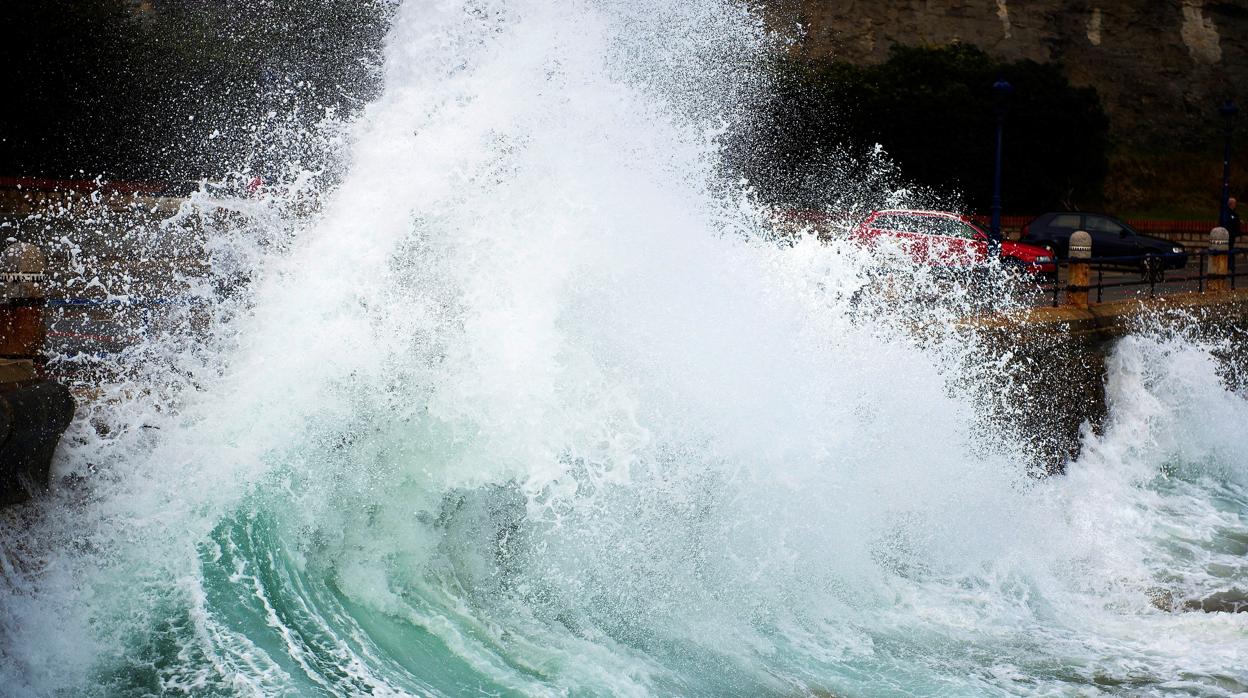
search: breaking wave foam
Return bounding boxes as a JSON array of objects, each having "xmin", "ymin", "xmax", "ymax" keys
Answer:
[{"xmin": 1, "ymin": 1, "xmax": 1246, "ymax": 696}]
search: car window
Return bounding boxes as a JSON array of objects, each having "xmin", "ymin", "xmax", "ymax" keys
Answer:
[
  {"xmin": 1085, "ymin": 216, "xmax": 1125, "ymax": 235},
  {"xmin": 1050, "ymin": 214, "xmax": 1081, "ymax": 229},
  {"xmin": 874, "ymin": 214, "xmax": 975, "ymax": 238},
  {"xmin": 929, "ymin": 218, "xmax": 977, "ymax": 238},
  {"xmin": 872, "ymin": 214, "xmax": 925, "ymax": 232},
  {"xmin": 870, "ymin": 214, "xmax": 907, "ymax": 231}
]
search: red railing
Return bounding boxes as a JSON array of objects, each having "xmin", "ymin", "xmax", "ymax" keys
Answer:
[
  {"xmin": 967, "ymin": 214, "xmax": 1216, "ymax": 241},
  {"xmin": 773, "ymin": 210, "xmax": 1219, "ymax": 245}
]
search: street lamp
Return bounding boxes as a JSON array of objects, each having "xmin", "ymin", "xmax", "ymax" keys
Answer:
[
  {"xmin": 990, "ymin": 78, "xmax": 1014, "ymax": 255},
  {"xmin": 1219, "ymin": 99, "xmax": 1238, "ymax": 228}
]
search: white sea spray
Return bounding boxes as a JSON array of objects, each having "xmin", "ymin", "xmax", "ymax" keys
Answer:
[{"xmin": 0, "ymin": 1, "xmax": 1245, "ymax": 696}]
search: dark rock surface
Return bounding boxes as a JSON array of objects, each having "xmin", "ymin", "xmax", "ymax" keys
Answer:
[
  {"xmin": 0, "ymin": 380, "xmax": 75, "ymax": 506},
  {"xmin": 771, "ymin": 0, "xmax": 1248, "ymax": 149}
]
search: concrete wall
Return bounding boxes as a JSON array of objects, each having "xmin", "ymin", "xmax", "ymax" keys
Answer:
[{"xmin": 968, "ymin": 288, "xmax": 1248, "ymax": 469}]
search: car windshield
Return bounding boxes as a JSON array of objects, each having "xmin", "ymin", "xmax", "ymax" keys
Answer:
[{"xmin": 874, "ymin": 214, "xmax": 977, "ymax": 238}]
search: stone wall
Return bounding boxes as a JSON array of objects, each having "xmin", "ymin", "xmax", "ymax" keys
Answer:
[
  {"xmin": 773, "ymin": 0, "xmax": 1248, "ymax": 150},
  {"xmin": 967, "ymin": 288, "xmax": 1248, "ymax": 468}
]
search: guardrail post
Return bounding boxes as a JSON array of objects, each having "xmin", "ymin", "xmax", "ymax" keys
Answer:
[
  {"xmin": 0, "ymin": 242, "xmax": 48, "ymax": 363},
  {"xmin": 1209, "ymin": 227, "xmax": 1230, "ymax": 293},
  {"xmin": 1066, "ymin": 230, "xmax": 1092, "ymax": 309}
]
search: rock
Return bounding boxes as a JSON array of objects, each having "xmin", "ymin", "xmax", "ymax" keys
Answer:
[
  {"xmin": 1182, "ymin": 588, "xmax": 1248, "ymax": 614},
  {"xmin": 0, "ymin": 380, "xmax": 75, "ymax": 506},
  {"xmin": 768, "ymin": 0, "xmax": 1248, "ymax": 150}
]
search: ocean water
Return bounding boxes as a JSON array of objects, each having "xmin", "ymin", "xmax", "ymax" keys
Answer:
[{"xmin": 2, "ymin": 1, "xmax": 1247, "ymax": 696}]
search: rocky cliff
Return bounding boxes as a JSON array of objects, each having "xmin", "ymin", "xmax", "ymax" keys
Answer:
[{"xmin": 771, "ymin": 0, "xmax": 1248, "ymax": 150}]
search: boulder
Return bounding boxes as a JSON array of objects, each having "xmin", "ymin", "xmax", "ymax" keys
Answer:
[{"xmin": 0, "ymin": 379, "xmax": 75, "ymax": 506}]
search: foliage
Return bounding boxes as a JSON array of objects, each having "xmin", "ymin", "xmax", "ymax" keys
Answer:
[
  {"xmin": 1103, "ymin": 149, "xmax": 1248, "ymax": 220},
  {"xmin": 732, "ymin": 44, "xmax": 1110, "ymax": 215}
]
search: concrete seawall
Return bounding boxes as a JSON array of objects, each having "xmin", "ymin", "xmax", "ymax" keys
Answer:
[
  {"xmin": 977, "ymin": 288, "xmax": 1248, "ymax": 339},
  {"xmin": 968, "ymin": 289, "xmax": 1248, "ymax": 470}
]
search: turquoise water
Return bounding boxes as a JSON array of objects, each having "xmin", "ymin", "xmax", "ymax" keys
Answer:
[{"xmin": 3, "ymin": 1, "xmax": 1248, "ymax": 695}]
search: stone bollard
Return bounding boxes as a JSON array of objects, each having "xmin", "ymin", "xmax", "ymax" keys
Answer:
[
  {"xmin": 1066, "ymin": 230, "xmax": 1092, "ymax": 309},
  {"xmin": 1208, "ymin": 227, "xmax": 1230, "ymax": 293},
  {"xmin": 0, "ymin": 242, "xmax": 48, "ymax": 363}
]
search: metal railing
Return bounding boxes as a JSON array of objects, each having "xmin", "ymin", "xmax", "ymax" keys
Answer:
[
  {"xmin": 46, "ymin": 297, "xmax": 201, "ymax": 308},
  {"xmin": 42, "ymin": 296, "xmax": 208, "ymax": 362},
  {"xmin": 1035, "ymin": 246, "xmax": 1248, "ymax": 307}
]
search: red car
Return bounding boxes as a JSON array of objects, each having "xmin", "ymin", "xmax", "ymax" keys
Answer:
[{"xmin": 852, "ymin": 210, "xmax": 1057, "ymax": 277}]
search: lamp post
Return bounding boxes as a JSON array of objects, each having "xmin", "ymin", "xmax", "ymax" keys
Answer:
[
  {"xmin": 990, "ymin": 78, "xmax": 1014, "ymax": 256},
  {"xmin": 1219, "ymin": 99, "xmax": 1238, "ymax": 228}
]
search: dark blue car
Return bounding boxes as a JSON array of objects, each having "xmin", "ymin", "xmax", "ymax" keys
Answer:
[{"xmin": 1021, "ymin": 212, "xmax": 1188, "ymax": 277}]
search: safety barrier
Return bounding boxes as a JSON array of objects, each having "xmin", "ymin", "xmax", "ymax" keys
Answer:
[{"xmin": 1033, "ymin": 227, "xmax": 1244, "ymax": 307}]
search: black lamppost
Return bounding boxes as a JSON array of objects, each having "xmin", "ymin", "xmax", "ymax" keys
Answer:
[
  {"xmin": 990, "ymin": 78, "xmax": 1014, "ymax": 256},
  {"xmin": 1219, "ymin": 99, "xmax": 1238, "ymax": 228}
]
